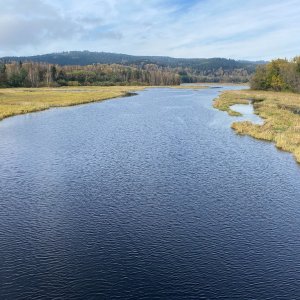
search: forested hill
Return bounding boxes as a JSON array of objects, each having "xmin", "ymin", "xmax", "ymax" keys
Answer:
[
  {"xmin": 1, "ymin": 51, "xmax": 265, "ymax": 83},
  {"xmin": 1, "ymin": 51, "xmax": 260, "ymax": 69}
]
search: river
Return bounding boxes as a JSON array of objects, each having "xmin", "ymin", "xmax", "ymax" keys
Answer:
[{"xmin": 0, "ymin": 86, "xmax": 300, "ymax": 299}]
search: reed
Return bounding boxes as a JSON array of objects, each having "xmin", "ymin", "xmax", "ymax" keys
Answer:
[
  {"xmin": 214, "ymin": 90, "xmax": 300, "ymax": 163},
  {"xmin": 0, "ymin": 86, "xmax": 148, "ymax": 121},
  {"xmin": 0, "ymin": 85, "xmax": 211, "ymax": 122}
]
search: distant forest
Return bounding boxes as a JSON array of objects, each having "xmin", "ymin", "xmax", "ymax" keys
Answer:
[
  {"xmin": 251, "ymin": 56, "xmax": 300, "ymax": 93},
  {"xmin": 0, "ymin": 51, "xmax": 265, "ymax": 87},
  {"xmin": 0, "ymin": 62, "xmax": 181, "ymax": 87}
]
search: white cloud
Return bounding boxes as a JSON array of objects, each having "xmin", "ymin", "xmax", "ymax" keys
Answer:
[{"xmin": 0, "ymin": 0, "xmax": 299, "ymax": 60}]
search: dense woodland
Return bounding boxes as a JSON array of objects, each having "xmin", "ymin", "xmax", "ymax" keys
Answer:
[
  {"xmin": 0, "ymin": 62, "xmax": 181, "ymax": 87},
  {"xmin": 251, "ymin": 56, "xmax": 300, "ymax": 93},
  {"xmin": 0, "ymin": 51, "xmax": 262, "ymax": 87}
]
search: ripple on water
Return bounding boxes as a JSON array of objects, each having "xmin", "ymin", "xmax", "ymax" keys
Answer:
[{"xmin": 0, "ymin": 87, "xmax": 300, "ymax": 299}]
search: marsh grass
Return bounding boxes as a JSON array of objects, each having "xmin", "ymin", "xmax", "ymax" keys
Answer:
[
  {"xmin": 0, "ymin": 86, "xmax": 149, "ymax": 121},
  {"xmin": 214, "ymin": 90, "xmax": 300, "ymax": 163},
  {"xmin": 0, "ymin": 85, "xmax": 210, "ymax": 123}
]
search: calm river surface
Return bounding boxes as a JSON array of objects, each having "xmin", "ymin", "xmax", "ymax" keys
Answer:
[{"xmin": 0, "ymin": 87, "xmax": 300, "ymax": 299}]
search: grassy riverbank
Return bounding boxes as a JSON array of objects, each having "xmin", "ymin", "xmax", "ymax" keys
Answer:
[
  {"xmin": 214, "ymin": 89, "xmax": 300, "ymax": 163},
  {"xmin": 0, "ymin": 85, "xmax": 210, "ymax": 122},
  {"xmin": 0, "ymin": 86, "xmax": 148, "ymax": 121}
]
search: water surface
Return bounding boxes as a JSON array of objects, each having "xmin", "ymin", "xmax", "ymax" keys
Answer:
[
  {"xmin": 230, "ymin": 102, "xmax": 263, "ymax": 124},
  {"xmin": 0, "ymin": 86, "xmax": 300, "ymax": 299}
]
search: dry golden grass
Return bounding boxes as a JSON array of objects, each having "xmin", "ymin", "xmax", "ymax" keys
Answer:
[
  {"xmin": 0, "ymin": 85, "xmax": 210, "ymax": 122},
  {"xmin": 214, "ymin": 89, "xmax": 300, "ymax": 163},
  {"xmin": 213, "ymin": 91, "xmax": 250, "ymax": 116},
  {"xmin": 0, "ymin": 86, "xmax": 148, "ymax": 121}
]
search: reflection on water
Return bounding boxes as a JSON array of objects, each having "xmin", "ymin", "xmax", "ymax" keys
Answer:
[
  {"xmin": 0, "ymin": 87, "xmax": 300, "ymax": 299},
  {"xmin": 230, "ymin": 102, "xmax": 264, "ymax": 125}
]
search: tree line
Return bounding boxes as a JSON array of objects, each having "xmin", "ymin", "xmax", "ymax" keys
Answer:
[
  {"xmin": 177, "ymin": 67, "xmax": 251, "ymax": 83},
  {"xmin": 251, "ymin": 56, "xmax": 300, "ymax": 92},
  {"xmin": 0, "ymin": 61, "xmax": 181, "ymax": 87},
  {"xmin": 1, "ymin": 51, "xmax": 259, "ymax": 85}
]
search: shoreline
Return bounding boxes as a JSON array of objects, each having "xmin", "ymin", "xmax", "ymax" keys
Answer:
[
  {"xmin": 213, "ymin": 89, "xmax": 300, "ymax": 163},
  {"xmin": 0, "ymin": 85, "xmax": 212, "ymax": 123},
  {"xmin": 0, "ymin": 86, "xmax": 148, "ymax": 123}
]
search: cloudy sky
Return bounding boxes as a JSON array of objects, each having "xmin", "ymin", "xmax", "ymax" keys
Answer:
[{"xmin": 0, "ymin": 0, "xmax": 299, "ymax": 60}]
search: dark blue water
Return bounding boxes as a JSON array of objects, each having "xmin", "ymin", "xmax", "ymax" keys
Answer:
[{"xmin": 0, "ymin": 87, "xmax": 300, "ymax": 299}]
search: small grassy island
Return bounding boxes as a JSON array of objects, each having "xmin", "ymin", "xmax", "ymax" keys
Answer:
[{"xmin": 214, "ymin": 56, "xmax": 300, "ymax": 163}]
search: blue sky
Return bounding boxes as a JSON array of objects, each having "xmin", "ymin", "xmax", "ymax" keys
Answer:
[{"xmin": 0, "ymin": 0, "xmax": 299, "ymax": 60}]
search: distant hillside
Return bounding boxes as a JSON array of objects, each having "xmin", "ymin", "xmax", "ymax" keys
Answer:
[
  {"xmin": 0, "ymin": 51, "xmax": 266, "ymax": 83},
  {"xmin": 1, "ymin": 50, "xmax": 263, "ymax": 69}
]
